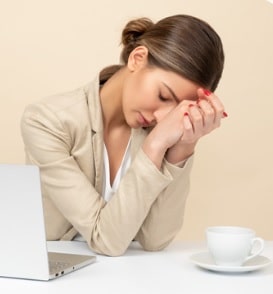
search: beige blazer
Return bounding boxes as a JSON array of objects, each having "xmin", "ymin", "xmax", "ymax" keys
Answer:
[{"xmin": 21, "ymin": 75, "xmax": 194, "ymax": 256}]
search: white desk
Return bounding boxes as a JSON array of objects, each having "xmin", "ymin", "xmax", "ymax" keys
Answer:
[{"xmin": 1, "ymin": 241, "xmax": 273, "ymax": 294}]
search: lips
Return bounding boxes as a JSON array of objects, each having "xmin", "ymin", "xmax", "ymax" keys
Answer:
[{"xmin": 138, "ymin": 113, "xmax": 152, "ymax": 127}]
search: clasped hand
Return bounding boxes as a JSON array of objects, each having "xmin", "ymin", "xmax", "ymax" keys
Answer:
[{"xmin": 150, "ymin": 88, "xmax": 227, "ymax": 164}]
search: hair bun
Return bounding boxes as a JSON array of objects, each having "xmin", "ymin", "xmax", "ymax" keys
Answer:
[{"xmin": 121, "ymin": 17, "xmax": 154, "ymax": 46}]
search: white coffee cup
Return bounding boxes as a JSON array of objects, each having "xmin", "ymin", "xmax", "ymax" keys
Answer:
[{"xmin": 206, "ymin": 226, "xmax": 264, "ymax": 267}]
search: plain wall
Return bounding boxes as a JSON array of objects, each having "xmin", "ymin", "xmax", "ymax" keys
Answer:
[{"xmin": 1, "ymin": 0, "xmax": 273, "ymax": 241}]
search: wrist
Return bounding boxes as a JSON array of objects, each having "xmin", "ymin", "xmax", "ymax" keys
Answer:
[
  {"xmin": 165, "ymin": 142, "xmax": 196, "ymax": 164},
  {"xmin": 142, "ymin": 137, "xmax": 167, "ymax": 170}
]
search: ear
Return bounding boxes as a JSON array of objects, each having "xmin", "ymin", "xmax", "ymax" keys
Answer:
[{"xmin": 127, "ymin": 46, "xmax": 149, "ymax": 71}]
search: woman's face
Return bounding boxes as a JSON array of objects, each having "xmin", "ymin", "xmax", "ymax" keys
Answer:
[{"xmin": 122, "ymin": 62, "xmax": 200, "ymax": 129}]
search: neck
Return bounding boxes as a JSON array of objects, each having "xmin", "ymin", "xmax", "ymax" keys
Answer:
[{"xmin": 99, "ymin": 67, "xmax": 128, "ymax": 130}]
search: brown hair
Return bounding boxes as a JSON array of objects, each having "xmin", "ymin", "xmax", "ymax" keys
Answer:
[{"xmin": 100, "ymin": 15, "xmax": 224, "ymax": 91}]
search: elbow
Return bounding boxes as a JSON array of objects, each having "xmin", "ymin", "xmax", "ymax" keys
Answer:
[
  {"xmin": 87, "ymin": 238, "xmax": 128, "ymax": 257},
  {"xmin": 103, "ymin": 247, "xmax": 127, "ymax": 257},
  {"xmin": 90, "ymin": 246, "xmax": 127, "ymax": 257},
  {"xmin": 137, "ymin": 236, "xmax": 173, "ymax": 252}
]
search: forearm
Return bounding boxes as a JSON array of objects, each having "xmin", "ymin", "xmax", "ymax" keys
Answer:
[
  {"xmin": 135, "ymin": 156, "xmax": 194, "ymax": 251},
  {"xmin": 89, "ymin": 149, "xmax": 173, "ymax": 256}
]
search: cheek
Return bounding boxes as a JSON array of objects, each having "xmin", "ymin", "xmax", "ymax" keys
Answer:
[
  {"xmin": 122, "ymin": 75, "xmax": 136, "ymax": 107},
  {"xmin": 123, "ymin": 72, "xmax": 155, "ymax": 105}
]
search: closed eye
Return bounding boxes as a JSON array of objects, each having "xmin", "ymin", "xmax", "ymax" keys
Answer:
[{"xmin": 159, "ymin": 94, "xmax": 169, "ymax": 102}]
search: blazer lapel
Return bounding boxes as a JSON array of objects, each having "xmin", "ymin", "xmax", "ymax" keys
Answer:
[{"xmin": 86, "ymin": 76, "xmax": 104, "ymax": 194}]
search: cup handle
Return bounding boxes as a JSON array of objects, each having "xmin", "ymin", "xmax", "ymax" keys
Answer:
[{"xmin": 245, "ymin": 237, "xmax": 264, "ymax": 262}]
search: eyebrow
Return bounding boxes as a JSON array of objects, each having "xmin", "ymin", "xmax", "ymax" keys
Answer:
[{"xmin": 162, "ymin": 82, "xmax": 180, "ymax": 104}]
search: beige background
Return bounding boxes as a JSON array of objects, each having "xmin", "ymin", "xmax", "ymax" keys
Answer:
[{"xmin": 1, "ymin": 0, "xmax": 273, "ymax": 241}]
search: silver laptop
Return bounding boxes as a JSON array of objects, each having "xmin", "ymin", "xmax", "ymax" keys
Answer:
[{"xmin": 0, "ymin": 164, "xmax": 96, "ymax": 280}]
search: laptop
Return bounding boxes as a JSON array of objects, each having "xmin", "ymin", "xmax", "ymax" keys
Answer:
[{"xmin": 0, "ymin": 163, "xmax": 96, "ymax": 280}]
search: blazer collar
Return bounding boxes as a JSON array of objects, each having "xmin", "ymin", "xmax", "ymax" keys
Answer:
[{"xmin": 85, "ymin": 74, "xmax": 103, "ymax": 134}]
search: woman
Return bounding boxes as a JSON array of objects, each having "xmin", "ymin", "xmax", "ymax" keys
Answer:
[{"xmin": 21, "ymin": 14, "xmax": 226, "ymax": 256}]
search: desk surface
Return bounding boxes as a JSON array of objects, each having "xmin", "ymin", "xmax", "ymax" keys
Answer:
[{"xmin": 1, "ymin": 240, "xmax": 273, "ymax": 294}]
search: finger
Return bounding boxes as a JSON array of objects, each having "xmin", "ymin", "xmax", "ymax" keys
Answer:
[
  {"xmin": 187, "ymin": 105, "xmax": 204, "ymax": 136},
  {"xmin": 196, "ymin": 99, "xmax": 216, "ymax": 128},
  {"xmin": 183, "ymin": 112, "xmax": 192, "ymax": 130},
  {"xmin": 182, "ymin": 113, "xmax": 194, "ymax": 141},
  {"xmin": 197, "ymin": 88, "xmax": 228, "ymax": 121}
]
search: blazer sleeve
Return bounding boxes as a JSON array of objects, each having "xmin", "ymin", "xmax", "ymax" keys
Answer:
[
  {"xmin": 21, "ymin": 102, "xmax": 179, "ymax": 256},
  {"xmin": 134, "ymin": 156, "xmax": 194, "ymax": 251}
]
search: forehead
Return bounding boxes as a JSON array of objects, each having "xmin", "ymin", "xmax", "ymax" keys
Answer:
[{"xmin": 157, "ymin": 69, "xmax": 200, "ymax": 101}]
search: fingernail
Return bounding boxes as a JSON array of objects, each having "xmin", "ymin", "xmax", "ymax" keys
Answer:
[
  {"xmin": 203, "ymin": 89, "xmax": 211, "ymax": 96},
  {"xmin": 223, "ymin": 111, "xmax": 228, "ymax": 118}
]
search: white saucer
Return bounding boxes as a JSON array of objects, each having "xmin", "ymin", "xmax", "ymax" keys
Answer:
[{"xmin": 190, "ymin": 251, "xmax": 272, "ymax": 273}]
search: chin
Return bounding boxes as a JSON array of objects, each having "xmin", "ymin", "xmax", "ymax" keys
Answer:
[{"xmin": 126, "ymin": 118, "xmax": 139, "ymax": 129}]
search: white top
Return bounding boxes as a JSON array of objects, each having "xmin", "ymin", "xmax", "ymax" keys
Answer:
[{"xmin": 102, "ymin": 138, "xmax": 132, "ymax": 202}]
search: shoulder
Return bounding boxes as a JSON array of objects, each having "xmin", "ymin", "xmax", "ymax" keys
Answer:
[
  {"xmin": 24, "ymin": 83, "xmax": 90, "ymax": 116},
  {"xmin": 22, "ymin": 77, "xmax": 101, "ymax": 131}
]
